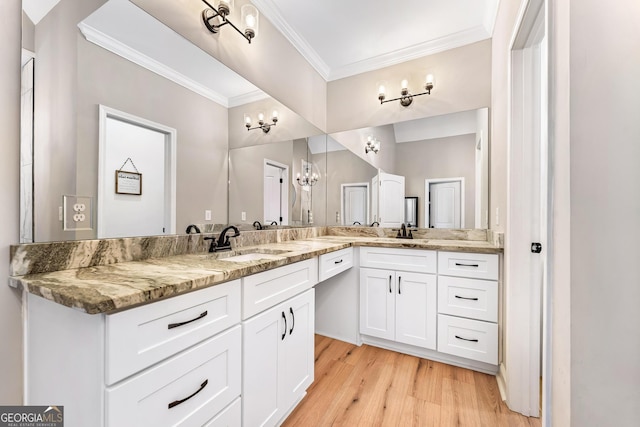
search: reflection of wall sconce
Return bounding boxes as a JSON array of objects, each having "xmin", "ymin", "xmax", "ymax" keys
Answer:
[
  {"xmin": 201, "ymin": 0, "xmax": 259, "ymax": 44},
  {"xmin": 378, "ymin": 74, "xmax": 434, "ymax": 107},
  {"xmin": 245, "ymin": 111, "xmax": 278, "ymax": 133},
  {"xmin": 365, "ymin": 136, "xmax": 380, "ymax": 154}
]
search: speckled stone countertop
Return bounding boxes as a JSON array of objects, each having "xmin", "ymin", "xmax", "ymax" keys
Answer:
[{"xmin": 9, "ymin": 235, "xmax": 502, "ymax": 315}]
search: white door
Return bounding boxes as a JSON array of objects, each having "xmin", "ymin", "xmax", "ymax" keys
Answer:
[
  {"xmin": 359, "ymin": 268, "xmax": 395, "ymax": 340},
  {"xmin": 378, "ymin": 172, "xmax": 405, "ymax": 227},
  {"xmin": 242, "ymin": 305, "xmax": 281, "ymax": 427},
  {"xmin": 102, "ymin": 118, "xmax": 166, "ymax": 238},
  {"xmin": 342, "ymin": 184, "xmax": 368, "ymax": 225},
  {"xmin": 279, "ymin": 290, "xmax": 315, "ymax": 414},
  {"xmin": 264, "ymin": 162, "xmax": 286, "ymax": 225},
  {"xmin": 395, "ymin": 272, "xmax": 437, "ymax": 350},
  {"xmin": 428, "ymin": 180, "xmax": 462, "ymax": 228}
]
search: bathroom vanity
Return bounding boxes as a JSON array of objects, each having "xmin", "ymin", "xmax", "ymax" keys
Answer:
[{"xmin": 10, "ymin": 229, "xmax": 501, "ymax": 427}]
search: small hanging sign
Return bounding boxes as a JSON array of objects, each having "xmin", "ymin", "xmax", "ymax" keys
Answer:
[{"xmin": 115, "ymin": 158, "xmax": 142, "ymax": 195}]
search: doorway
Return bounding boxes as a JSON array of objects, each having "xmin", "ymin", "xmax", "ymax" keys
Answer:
[
  {"xmin": 506, "ymin": 0, "xmax": 549, "ymax": 421},
  {"xmin": 263, "ymin": 160, "xmax": 289, "ymax": 225},
  {"xmin": 97, "ymin": 106, "xmax": 176, "ymax": 238},
  {"xmin": 425, "ymin": 178, "xmax": 465, "ymax": 229},
  {"xmin": 341, "ymin": 183, "xmax": 369, "ymax": 225}
]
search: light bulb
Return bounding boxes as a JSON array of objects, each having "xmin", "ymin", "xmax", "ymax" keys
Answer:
[
  {"xmin": 378, "ymin": 85, "xmax": 385, "ymax": 96},
  {"xmin": 258, "ymin": 113, "xmax": 264, "ymax": 122},
  {"xmin": 272, "ymin": 110, "xmax": 278, "ymax": 121},
  {"xmin": 401, "ymin": 79, "xmax": 408, "ymax": 90}
]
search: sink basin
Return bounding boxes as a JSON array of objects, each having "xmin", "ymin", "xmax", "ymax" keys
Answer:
[{"xmin": 221, "ymin": 253, "xmax": 283, "ymax": 262}]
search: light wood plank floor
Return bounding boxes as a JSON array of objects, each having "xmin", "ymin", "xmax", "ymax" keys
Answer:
[{"xmin": 282, "ymin": 335, "xmax": 541, "ymax": 427}]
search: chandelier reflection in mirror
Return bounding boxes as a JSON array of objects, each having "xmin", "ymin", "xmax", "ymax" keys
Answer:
[
  {"xmin": 201, "ymin": 0, "xmax": 259, "ymax": 44},
  {"xmin": 365, "ymin": 136, "xmax": 380, "ymax": 154},
  {"xmin": 296, "ymin": 161, "xmax": 319, "ymax": 187},
  {"xmin": 245, "ymin": 111, "xmax": 278, "ymax": 133},
  {"xmin": 378, "ymin": 74, "xmax": 434, "ymax": 107}
]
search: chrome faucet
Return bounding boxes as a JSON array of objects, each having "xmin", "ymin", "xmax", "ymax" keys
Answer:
[{"xmin": 216, "ymin": 225, "xmax": 240, "ymax": 251}]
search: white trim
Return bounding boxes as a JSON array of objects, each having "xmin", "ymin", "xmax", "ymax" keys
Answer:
[
  {"xmin": 22, "ymin": 290, "xmax": 29, "ymax": 404},
  {"xmin": 97, "ymin": 105, "xmax": 177, "ymax": 238},
  {"xmin": 263, "ymin": 159, "xmax": 289, "ymax": 226},
  {"xmin": 497, "ymin": 362, "xmax": 508, "ymax": 401},
  {"xmin": 424, "ymin": 177, "xmax": 465, "ymax": 229},
  {"xmin": 79, "ymin": 23, "xmax": 230, "ymax": 107},
  {"xmin": 228, "ymin": 90, "xmax": 271, "ymax": 108},
  {"xmin": 340, "ymin": 182, "xmax": 370, "ymax": 226}
]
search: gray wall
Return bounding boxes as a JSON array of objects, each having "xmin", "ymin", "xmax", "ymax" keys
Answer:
[
  {"xmin": 569, "ymin": 0, "xmax": 640, "ymax": 425},
  {"xmin": 0, "ymin": 0, "xmax": 22, "ymax": 405},
  {"xmin": 32, "ymin": 0, "xmax": 229, "ymax": 241},
  {"xmin": 22, "ymin": 11, "xmax": 35, "ymax": 52},
  {"xmin": 395, "ymin": 134, "xmax": 476, "ymax": 228}
]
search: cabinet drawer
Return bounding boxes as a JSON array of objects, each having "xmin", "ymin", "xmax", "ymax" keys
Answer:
[
  {"xmin": 243, "ymin": 258, "xmax": 318, "ymax": 319},
  {"xmin": 360, "ymin": 247, "xmax": 436, "ymax": 274},
  {"xmin": 106, "ymin": 280, "xmax": 241, "ymax": 385},
  {"xmin": 437, "ymin": 314, "xmax": 498, "ymax": 365},
  {"xmin": 204, "ymin": 397, "xmax": 241, "ymax": 427},
  {"xmin": 438, "ymin": 276, "xmax": 498, "ymax": 322},
  {"xmin": 105, "ymin": 325, "xmax": 241, "ymax": 427},
  {"xmin": 438, "ymin": 251, "xmax": 498, "ymax": 280},
  {"xmin": 319, "ymin": 247, "xmax": 353, "ymax": 281}
]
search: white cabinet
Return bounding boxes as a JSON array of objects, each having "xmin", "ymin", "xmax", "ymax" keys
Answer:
[
  {"xmin": 25, "ymin": 280, "xmax": 242, "ymax": 427},
  {"xmin": 436, "ymin": 251, "xmax": 499, "ymax": 365},
  {"xmin": 360, "ymin": 268, "xmax": 437, "ymax": 350},
  {"xmin": 243, "ymin": 289, "xmax": 315, "ymax": 427},
  {"xmin": 318, "ymin": 247, "xmax": 353, "ymax": 281}
]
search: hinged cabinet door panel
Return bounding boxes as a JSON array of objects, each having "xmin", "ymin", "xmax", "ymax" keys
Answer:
[
  {"xmin": 359, "ymin": 268, "xmax": 395, "ymax": 340},
  {"xmin": 395, "ymin": 272, "xmax": 437, "ymax": 350}
]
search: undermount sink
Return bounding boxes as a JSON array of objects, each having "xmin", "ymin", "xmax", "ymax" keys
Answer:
[{"xmin": 221, "ymin": 253, "xmax": 284, "ymax": 262}]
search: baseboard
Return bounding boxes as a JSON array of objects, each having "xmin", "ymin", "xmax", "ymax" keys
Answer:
[
  {"xmin": 315, "ymin": 330, "xmax": 358, "ymax": 346},
  {"xmin": 497, "ymin": 362, "xmax": 507, "ymax": 401}
]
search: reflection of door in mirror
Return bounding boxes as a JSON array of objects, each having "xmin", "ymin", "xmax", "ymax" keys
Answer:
[
  {"xmin": 425, "ymin": 178, "xmax": 464, "ymax": 228},
  {"xmin": 372, "ymin": 171, "xmax": 405, "ymax": 227},
  {"xmin": 263, "ymin": 160, "xmax": 289, "ymax": 225},
  {"xmin": 341, "ymin": 183, "xmax": 369, "ymax": 225},
  {"xmin": 98, "ymin": 106, "xmax": 177, "ymax": 238},
  {"xmin": 404, "ymin": 197, "xmax": 418, "ymax": 228}
]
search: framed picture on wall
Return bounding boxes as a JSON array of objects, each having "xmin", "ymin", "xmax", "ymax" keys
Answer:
[{"xmin": 115, "ymin": 170, "xmax": 142, "ymax": 195}]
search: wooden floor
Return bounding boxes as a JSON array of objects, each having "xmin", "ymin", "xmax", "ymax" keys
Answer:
[{"xmin": 282, "ymin": 335, "xmax": 541, "ymax": 427}]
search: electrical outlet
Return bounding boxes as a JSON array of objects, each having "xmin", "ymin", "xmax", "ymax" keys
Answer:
[
  {"xmin": 241, "ymin": 212, "xmax": 246, "ymax": 221},
  {"xmin": 205, "ymin": 210, "xmax": 212, "ymax": 221},
  {"xmin": 63, "ymin": 195, "xmax": 93, "ymax": 231}
]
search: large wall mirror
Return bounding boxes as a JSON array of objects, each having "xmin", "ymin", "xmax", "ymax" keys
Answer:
[{"xmin": 20, "ymin": 0, "xmax": 489, "ymax": 243}]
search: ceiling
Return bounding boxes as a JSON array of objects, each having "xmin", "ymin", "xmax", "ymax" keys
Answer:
[{"xmin": 22, "ymin": 0, "xmax": 500, "ymax": 104}]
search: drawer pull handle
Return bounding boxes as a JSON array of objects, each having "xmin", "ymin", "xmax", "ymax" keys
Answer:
[
  {"xmin": 455, "ymin": 295, "xmax": 479, "ymax": 301},
  {"xmin": 334, "ymin": 259, "xmax": 343, "ymax": 264},
  {"xmin": 398, "ymin": 276, "xmax": 402, "ymax": 294},
  {"xmin": 289, "ymin": 307, "xmax": 295, "ymax": 335},
  {"xmin": 455, "ymin": 262, "xmax": 479, "ymax": 268},
  {"xmin": 389, "ymin": 275, "xmax": 392, "ymax": 293},
  {"xmin": 281, "ymin": 311, "xmax": 287, "ymax": 340},
  {"xmin": 168, "ymin": 311, "xmax": 208, "ymax": 330},
  {"xmin": 455, "ymin": 335, "xmax": 479, "ymax": 343},
  {"xmin": 168, "ymin": 379, "xmax": 208, "ymax": 409}
]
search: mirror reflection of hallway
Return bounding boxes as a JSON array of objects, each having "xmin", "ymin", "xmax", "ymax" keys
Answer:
[
  {"xmin": 341, "ymin": 183, "xmax": 369, "ymax": 225},
  {"xmin": 263, "ymin": 160, "xmax": 289, "ymax": 225}
]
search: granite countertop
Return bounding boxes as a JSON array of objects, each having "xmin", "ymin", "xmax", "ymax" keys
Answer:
[{"xmin": 9, "ymin": 236, "xmax": 502, "ymax": 315}]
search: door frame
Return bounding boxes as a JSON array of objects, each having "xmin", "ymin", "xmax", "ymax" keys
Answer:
[
  {"xmin": 340, "ymin": 182, "xmax": 369, "ymax": 225},
  {"xmin": 424, "ymin": 177, "xmax": 465, "ymax": 229},
  {"xmin": 97, "ymin": 105, "xmax": 176, "ymax": 237},
  {"xmin": 263, "ymin": 159, "xmax": 289, "ymax": 225},
  {"xmin": 505, "ymin": 0, "xmax": 550, "ymax": 421}
]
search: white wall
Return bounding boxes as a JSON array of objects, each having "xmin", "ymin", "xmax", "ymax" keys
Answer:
[
  {"xmin": 568, "ymin": 1, "xmax": 640, "ymax": 425},
  {"xmin": 0, "ymin": 0, "xmax": 23, "ymax": 405}
]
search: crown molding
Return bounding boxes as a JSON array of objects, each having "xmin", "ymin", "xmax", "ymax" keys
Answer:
[
  {"xmin": 252, "ymin": 0, "xmax": 331, "ymax": 80},
  {"xmin": 228, "ymin": 89, "xmax": 270, "ymax": 108},
  {"xmin": 78, "ymin": 22, "xmax": 230, "ymax": 107},
  {"xmin": 327, "ymin": 26, "xmax": 491, "ymax": 81}
]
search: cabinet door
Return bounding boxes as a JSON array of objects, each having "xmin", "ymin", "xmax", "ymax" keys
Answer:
[
  {"xmin": 242, "ymin": 305, "xmax": 283, "ymax": 427},
  {"xmin": 279, "ymin": 290, "xmax": 315, "ymax": 414},
  {"xmin": 395, "ymin": 272, "xmax": 437, "ymax": 350},
  {"xmin": 360, "ymin": 268, "xmax": 395, "ymax": 340}
]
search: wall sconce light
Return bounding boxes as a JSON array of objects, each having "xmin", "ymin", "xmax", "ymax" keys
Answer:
[
  {"xmin": 365, "ymin": 136, "xmax": 380, "ymax": 154},
  {"xmin": 378, "ymin": 74, "xmax": 434, "ymax": 107},
  {"xmin": 202, "ymin": 0, "xmax": 260, "ymax": 44},
  {"xmin": 245, "ymin": 111, "xmax": 278, "ymax": 133},
  {"xmin": 296, "ymin": 172, "xmax": 319, "ymax": 187}
]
